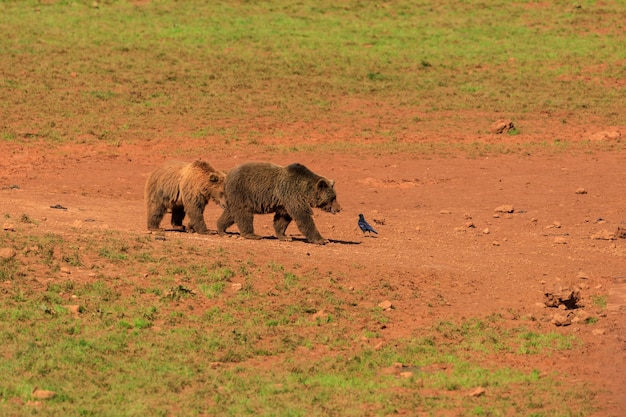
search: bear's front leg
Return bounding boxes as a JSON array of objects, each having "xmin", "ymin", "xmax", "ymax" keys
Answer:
[
  {"xmin": 171, "ymin": 205, "xmax": 186, "ymax": 231},
  {"xmin": 186, "ymin": 204, "xmax": 209, "ymax": 234},
  {"xmin": 235, "ymin": 212, "xmax": 262, "ymax": 240},
  {"xmin": 293, "ymin": 213, "xmax": 328, "ymax": 245},
  {"xmin": 273, "ymin": 211, "xmax": 293, "ymax": 241}
]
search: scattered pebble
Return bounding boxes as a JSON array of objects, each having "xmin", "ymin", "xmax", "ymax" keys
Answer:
[
  {"xmin": 591, "ymin": 230, "xmax": 616, "ymax": 240},
  {"xmin": 0, "ymin": 247, "xmax": 17, "ymax": 260},
  {"xmin": 468, "ymin": 387, "xmax": 486, "ymax": 397},
  {"xmin": 378, "ymin": 300, "xmax": 393, "ymax": 310},
  {"xmin": 575, "ymin": 188, "xmax": 587, "ymax": 194},
  {"xmin": 31, "ymin": 388, "xmax": 56, "ymax": 400},
  {"xmin": 490, "ymin": 119, "xmax": 514, "ymax": 134},
  {"xmin": 494, "ymin": 205, "xmax": 514, "ymax": 213},
  {"xmin": 482, "ymin": 228, "xmax": 490, "ymax": 234},
  {"xmin": 64, "ymin": 305, "xmax": 81, "ymax": 316}
]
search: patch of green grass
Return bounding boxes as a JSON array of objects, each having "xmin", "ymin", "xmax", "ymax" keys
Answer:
[{"xmin": 591, "ymin": 294, "xmax": 608, "ymax": 309}]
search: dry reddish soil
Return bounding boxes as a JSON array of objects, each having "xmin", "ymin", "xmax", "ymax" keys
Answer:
[{"xmin": 1, "ymin": 124, "xmax": 625, "ymax": 415}]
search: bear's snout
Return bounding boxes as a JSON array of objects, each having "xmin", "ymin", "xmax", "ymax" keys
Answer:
[{"xmin": 328, "ymin": 200, "xmax": 341, "ymax": 214}]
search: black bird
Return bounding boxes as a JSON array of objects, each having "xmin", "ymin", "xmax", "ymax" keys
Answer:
[{"xmin": 358, "ymin": 214, "xmax": 378, "ymax": 236}]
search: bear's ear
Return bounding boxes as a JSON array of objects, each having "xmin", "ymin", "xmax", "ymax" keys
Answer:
[
  {"xmin": 209, "ymin": 173, "xmax": 221, "ymax": 183},
  {"xmin": 316, "ymin": 178, "xmax": 330, "ymax": 190}
]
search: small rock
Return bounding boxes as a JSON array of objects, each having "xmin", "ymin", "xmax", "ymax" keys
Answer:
[
  {"xmin": 231, "ymin": 283, "xmax": 243, "ymax": 291},
  {"xmin": 454, "ymin": 227, "xmax": 466, "ymax": 232},
  {"xmin": 571, "ymin": 310, "xmax": 592, "ymax": 324},
  {"xmin": 311, "ymin": 310, "xmax": 329, "ymax": 321},
  {"xmin": 440, "ymin": 210, "xmax": 452, "ymax": 215},
  {"xmin": 494, "ymin": 205, "xmax": 514, "ymax": 213},
  {"xmin": 492, "ymin": 241, "xmax": 500, "ymax": 246},
  {"xmin": 400, "ymin": 371, "xmax": 413, "ymax": 379},
  {"xmin": 591, "ymin": 230, "xmax": 616, "ymax": 240},
  {"xmin": 576, "ymin": 271, "xmax": 589, "ymax": 280},
  {"xmin": 553, "ymin": 237, "xmax": 567, "ymax": 244},
  {"xmin": 545, "ymin": 287, "xmax": 581, "ymax": 309},
  {"xmin": 2, "ymin": 223, "xmax": 15, "ymax": 231},
  {"xmin": 31, "ymin": 388, "xmax": 56, "ymax": 400},
  {"xmin": 575, "ymin": 188, "xmax": 587, "ymax": 195},
  {"xmin": 589, "ymin": 130, "xmax": 621, "ymax": 142},
  {"xmin": 616, "ymin": 226, "xmax": 626, "ymax": 239},
  {"xmin": 592, "ymin": 328, "xmax": 606, "ymax": 336},
  {"xmin": 378, "ymin": 300, "xmax": 393, "ymax": 310},
  {"xmin": 64, "ymin": 305, "xmax": 81, "ymax": 316},
  {"xmin": 490, "ymin": 119, "xmax": 514, "ymax": 134},
  {"xmin": 60, "ymin": 267, "xmax": 71, "ymax": 274},
  {"xmin": 468, "ymin": 387, "xmax": 486, "ymax": 397},
  {"xmin": 0, "ymin": 247, "xmax": 17, "ymax": 260},
  {"xmin": 482, "ymin": 228, "xmax": 490, "ymax": 234},
  {"xmin": 551, "ymin": 312, "xmax": 574, "ymax": 326},
  {"xmin": 381, "ymin": 363, "xmax": 403, "ymax": 375},
  {"xmin": 465, "ymin": 222, "xmax": 475, "ymax": 228}
]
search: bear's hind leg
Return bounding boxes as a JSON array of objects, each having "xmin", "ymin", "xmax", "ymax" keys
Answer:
[
  {"xmin": 273, "ymin": 211, "xmax": 293, "ymax": 241},
  {"xmin": 147, "ymin": 203, "xmax": 167, "ymax": 231},
  {"xmin": 217, "ymin": 208, "xmax": 235, "ymax": 236}
]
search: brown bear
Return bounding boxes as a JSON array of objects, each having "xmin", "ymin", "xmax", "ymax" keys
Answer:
[
  {"xmin": 145, "ymin": 160, "xmax": 226, "ymax": 234},
  {"xmin": 217, "ymin": 162, "xmax": 341, "ymax": 244}
]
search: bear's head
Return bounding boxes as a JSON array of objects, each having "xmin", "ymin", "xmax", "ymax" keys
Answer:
[
  {"xmin": 314, "ymin": 178, "xmax": 341, "ymax": 214},
  {"xmin": 207, "ymin": 172, "xmax": 227, "ymax": 209},
  {"xmin": 192, "ymin": 160, "xmax": 227, "ymax": 208}
]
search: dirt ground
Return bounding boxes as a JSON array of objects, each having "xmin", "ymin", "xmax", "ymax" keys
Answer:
[{"xmin": 1, "ymin": 120, "xmax": 625, "ymax": 415}]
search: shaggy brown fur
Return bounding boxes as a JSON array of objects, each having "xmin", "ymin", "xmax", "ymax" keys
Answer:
[
  {"xmin": 145, "ymin": 160, "xmax": 226, "ymax": 234},
  {"xmin": 217, "ymin": 162, "xmax": 341, "ymax": 244}
]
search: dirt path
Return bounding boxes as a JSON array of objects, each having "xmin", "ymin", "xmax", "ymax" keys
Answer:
[{"xmin": 1, "ymin": 144, "xmax": 625, "ymax": 415}]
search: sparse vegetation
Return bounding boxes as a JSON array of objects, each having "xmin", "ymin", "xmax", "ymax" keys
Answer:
[{"xmin": 0, "ymin": 229, "xmax": 596, "ymax": 415}]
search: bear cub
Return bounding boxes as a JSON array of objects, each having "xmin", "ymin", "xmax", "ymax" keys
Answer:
[
  {"xmin": 145, "ymin": 160, "xmax": 226, "ymax": 234},
  {"xmin": 217, "ymin": 162, "xmax": 341, "ymax": 245}
]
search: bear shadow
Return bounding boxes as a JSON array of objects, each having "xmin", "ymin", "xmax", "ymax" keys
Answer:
[
  {"xmin": 162, "ymin": 228, "xmax": 219, "ymax": 235},
  {"xmin": 220, "ymin": 232, "xmax": 360, "ymax": 245}
]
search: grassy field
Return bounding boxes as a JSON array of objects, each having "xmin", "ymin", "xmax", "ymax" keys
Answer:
[
  {"xmin": 1, "ymin": 228, "xmax": 594, "ymax": 416},
  {"xmin": 1, "ymin": 0, "xmax": 625, "ymax": 145}
]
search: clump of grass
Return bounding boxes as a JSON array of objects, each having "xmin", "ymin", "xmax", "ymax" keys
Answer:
[{"xmin": 591, "ymin": 295, "xmax": 608, "ymax": 310}]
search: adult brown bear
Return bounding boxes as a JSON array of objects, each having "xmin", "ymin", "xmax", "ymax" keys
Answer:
[
  {"xmin": 217, "ymin": 162, "xmax": 341, "ymax": 244},
  {"xmin": 145, "ymin": 160, "xmax": 226, "ymax": 234}
]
